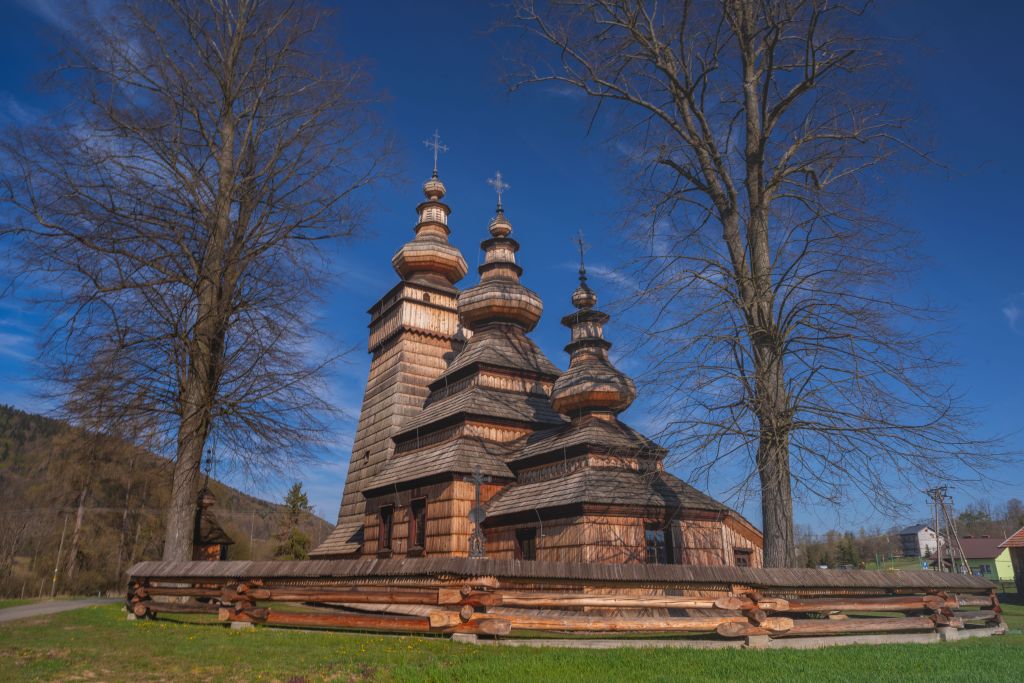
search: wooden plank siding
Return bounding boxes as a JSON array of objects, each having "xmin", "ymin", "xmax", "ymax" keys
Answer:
[
  {"xmin": 484, "ymin": 513, "xmax": 763, "ymax": 567},
  {"xmin": 363, "ymin": 480, "xmax": 505, "ymax": 558}
]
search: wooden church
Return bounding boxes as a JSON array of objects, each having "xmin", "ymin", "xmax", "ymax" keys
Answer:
[{"xmin": 312, "ymin": 157, "xmax": 763, "ymax": 568}]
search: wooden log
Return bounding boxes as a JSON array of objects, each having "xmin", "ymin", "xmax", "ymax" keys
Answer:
[
  {"xmin": 954, "ymin": 610, "xmax": 997, "ymax": 622},
  {"xmin": 458, "ymin": 612, "xmax": 752, "ymax": 633},
  {"xmin": 438, "ymin": 589, "xmax": 502, "ymax": 607},
  {"xmin": 780, "ymin": 617, "xmax": 936, "ymax": 637},
  {"xmin": 459, "ymin": 605, "xmax": 475, "ymax": 622},
  {"xmin": 144, "ymin": 586, "xmax": 221, "ymax": 599},
  {"xmin": 930, "ymin": 613, "xmax": 965, "ymax": 628},
  {"xmin": 783, "ymin": 596, "xmax": 941, "ymax": 613},
  {"xmin": 953, "ymin": 595, "xmax": 995, "ymax": 608},
  {"xmin": 762, "ymin": 598, "xmax": 789, "ymax": 611},
  {"xmin": 495, "ymin": 591, "xmax": 736, "ymax": 611},
  {"xmin": 146, "ymin": 601, "xmax": 221, "ymax": 615},
  {"xmin": 262, "ymin": 588, "xmax": 442, "ymax": 605},
  {"xmin": 132, "ymin": 602, "xmax": 149, "ymax": 618},
  {"xmin": 743, "ymin": 608, "xmax": 768, "ymax": 625},
  {"xmin": 228, "ymin": 609, "xmax": 509, "ymax": 636},
  {"xmin": 717, "ymin": 618, "xmax": 795, "ymax": 638}
]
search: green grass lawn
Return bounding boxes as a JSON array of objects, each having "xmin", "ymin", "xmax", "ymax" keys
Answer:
[
  {"xmin": 0, "ymin": 601, "xmax": 1020, "ymax": 682},
  {"xmin": 0, "ymin": 599, "xmax": 38, "ymax": 610}
]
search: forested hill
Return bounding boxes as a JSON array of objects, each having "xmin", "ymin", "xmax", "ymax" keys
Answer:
[{"xmin": 0, "ymin": 404, "xmax": 333, "ymax": 596}]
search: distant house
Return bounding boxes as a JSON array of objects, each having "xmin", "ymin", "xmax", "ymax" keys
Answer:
[
  {"xmin": 900, "ymin": 524, "xmax": 941, "ymax": 557},
  {"xmin": 959, "ymin": 536, "xmax": 1014, "ymax": 583},
  {"xmin": 999, "ymin": 527, "xmax": 1024, "ymax": 594}
]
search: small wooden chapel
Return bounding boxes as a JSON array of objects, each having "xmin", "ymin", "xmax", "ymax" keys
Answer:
[{"xmin": 312, "ymin": 148, "xmax": 762, "ymax": 568}]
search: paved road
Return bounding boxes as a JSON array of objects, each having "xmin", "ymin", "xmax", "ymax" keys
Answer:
[{"xmin": 0, "ymin": 598, "xmax": 119, "ymax": 623}]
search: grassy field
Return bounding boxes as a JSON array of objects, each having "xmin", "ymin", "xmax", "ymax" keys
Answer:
[
  {"xmin": 0, "ymin": 600, "xmax": 1020, "ymax": 682},
  {"xmin": 0, "ymin": 599, "xmax": 38, "ymax": 610}
]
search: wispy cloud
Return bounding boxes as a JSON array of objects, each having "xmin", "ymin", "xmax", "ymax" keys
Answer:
[
  {"xmin": 560, "ymin": 261, "xmax": 639, "ymax": 295},
  {"xmin": 543, "ymin": 83, "xmax": 587, "ymax": 100},
  {"xmin": 0, "ymin": 332, "xmax": 34, "ymax": 362},
  {"xmin": 13, "ymin": 0, "xmax": 78, "ymax": 31},
  {"xmin": 0, "ymin": 93, "xmax": 42, "ymax": 126},
  {"xmin": 1003, "ymin": 294, "xmax": 1024, "ymax": 334},
  {"xmin": 587, "ymin": 263, "xmax": 640, "ymax": 294}
]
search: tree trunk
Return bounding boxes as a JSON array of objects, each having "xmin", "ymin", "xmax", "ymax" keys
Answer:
[
  {"xmin": 64, "ymin": 483, "xmax": 88, "ymax": 582},
  {"xmin": 115, "ymin": 453, "xmax": 136, "ymax": 579},
  {"xmin": 162, "ymin": 386, "xmax": 213, "ymax": 561},
  {"xmin": 161, "ymin": 108, "xmax": 236, "ymax": 562},
  {"xmin": 753, "ymin": 333, "xmax": 797, "ymax": 567}
]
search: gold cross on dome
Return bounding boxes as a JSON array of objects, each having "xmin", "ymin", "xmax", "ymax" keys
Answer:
[
  {"xmin": 423, "ymin": 129, "xmax": 448, "ymax": 176},
  {"xmin": 487, "ymin": 171, "xmax": 510, "ymax": 209}
]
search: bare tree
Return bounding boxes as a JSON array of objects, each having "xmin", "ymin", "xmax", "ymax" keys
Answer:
[
  {"xmin": 2, "ymin": 0, "xmax": 386, "ymax": 561},
  {"xmin": 511, "ymin": 0, "xmax": 999, "ymax": 566}
]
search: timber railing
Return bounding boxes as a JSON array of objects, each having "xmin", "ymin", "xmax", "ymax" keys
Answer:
[{"xmin": 126, "ymin": 558, "xmax": 1006, "ymax": 647}]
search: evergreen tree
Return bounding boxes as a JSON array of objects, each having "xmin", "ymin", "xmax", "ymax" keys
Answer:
[{"xmin": 274, "ymin": 483, "xmax": 312, "ymax": 560}]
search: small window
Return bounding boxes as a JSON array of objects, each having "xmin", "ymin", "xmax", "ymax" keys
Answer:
[
  {"xmin": 644, "ymin": 523, "xmax": 675, "ymax": 565},
  {"xmin": 409, "ymin": 498, "xmax": 427, "ymax": 551},
  {"xmin": 379, "ymin": 505, "xmax": 394, "ymax": 552},
  {"xmin": 733, "ymin": 548, "xmax": 753, "ymax": 567},
  {"xmin": 423, "ymin": 293, "xmax": 431, "ymax": 303},
  {"xmin": 515, "ymin": 528, "xmax": 537, "ymax": 561},
  {"xmin": 364, "ymin": 450, "xmax": 370, "ymax": 462}
]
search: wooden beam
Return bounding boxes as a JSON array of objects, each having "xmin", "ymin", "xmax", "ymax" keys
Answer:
[
  {"xmin": 495, "ymin": 591, "xmax": 741, "ymax": 611},
  {"xmin": 227, "ymin": 608, "xmax": 510, "ymax": 636},
  {"xmin": 782, "ymin": 617, "xmax": 936, "ymax": 637},
  {"xmin": 953, "ymin": 610, "xmax": 997, "ymax": 622},
  {"xmin": 451, "ymin": 611, "xmax": 757, "ymax": 633},
  {"xmin": 716, "ymin": 618, "xmax": 795, "ymax": 638},
  {"xmin": 783, "ymin": 596, "xmax": 944, "ymax": 613},
  {"xmin": 146, "ymin": 601, "xmax": 221, "ymax": 615}
]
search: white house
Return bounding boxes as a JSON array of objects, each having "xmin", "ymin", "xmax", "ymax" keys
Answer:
[{"xmin": 900, "ymin": 524, "xmax": 942, "ymax": 557}]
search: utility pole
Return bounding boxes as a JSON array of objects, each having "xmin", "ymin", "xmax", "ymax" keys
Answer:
[
  {"xmin": 50, "ymin": 514, "xmax": 69, "ymax": 598},
  {"xmin": 249, "ymin": 509, "xmax": 256, "ymax": 560},
  {"xmin": 926, "ymin": 486, "xmax": 971, "ymax": 575}
]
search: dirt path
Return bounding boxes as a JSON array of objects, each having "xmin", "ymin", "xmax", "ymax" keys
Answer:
[{"xmin": 0, "ymin": 598, "xmax": 119, "ymax": 623}]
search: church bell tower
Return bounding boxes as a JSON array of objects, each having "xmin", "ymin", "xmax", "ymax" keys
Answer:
[{"xmin": 312, "ymin": 136, "xmax": 468, "ymax": 557}]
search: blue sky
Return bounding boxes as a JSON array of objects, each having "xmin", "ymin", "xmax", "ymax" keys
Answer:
[{"xmin": 1, "ymin": 1, "xmax": 1021, "ymax": 533}]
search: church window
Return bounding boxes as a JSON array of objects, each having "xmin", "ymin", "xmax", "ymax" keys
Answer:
[
  {"xmin": 644, "ymin": 524, "xmax": 675, "ymax": 565},
  {"xmin": 515, "ymin": 528, "xmax": 537, "ymax": 561},
  {"xmin": 423, "ymin": 293, "xmax": 431, "ymax": 303},
  {"xmin": 379, "ymin": 505, "xmax": 394, "ymax": 552},
  {"xmin": 733, "ymin": 548, "xmax": 753, "ymax": 567},
  {"xmin": 409, "ymin": 498, "xmax": 427, "ymax": 552}
]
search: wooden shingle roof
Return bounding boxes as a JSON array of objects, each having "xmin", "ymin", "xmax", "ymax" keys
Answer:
[
  {"xmin": 364, "ymin": 437, "xmax": 515, "ymax": 492},
  {"xmin": 430, "ymin": 324, "xmax": 561, "ymax": 387},
  {"xmin": 485, "ymin": 467, "xmax": 727, "ymax": 519},
  {"xmin": 395, "ymin": 386, "xmax": 565, "ymax": 436},
  {"xmin": 194, "ymin": 509, "xmax": 234, "ymax": 546},
  {"xmin": 510, "ymin": 417, "xmax": 666, "ymax": 464},
  {"xmin": 310, "ymin": 521, "xmax": 362, "ymax": 557},
  {"xmin": 128, "ymin": 556, "xmax": 995, "ymax": 591}
]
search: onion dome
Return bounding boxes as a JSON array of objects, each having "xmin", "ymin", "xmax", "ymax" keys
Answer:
[
  {"xmin": 391, "ymin": 172, "xmax": 469, "ymax": 287},
  {"xmin": 550, "ymin": 261, "xmax": 636, "ymax": 418},
  {"xmin": 458, "ymin": 177, "xmax": 543, "ymax": 332}
]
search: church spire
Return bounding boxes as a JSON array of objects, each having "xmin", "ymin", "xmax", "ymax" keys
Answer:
[
  {"xmin": 550, "ymin": 239, "xmax": 636, "ymax": 419},
  {"xmin": 458, "ymin": 172, "xmax": 543, "ymax": 332},
  {"xmin": 391, "ymin": 131, "xmax": 467, "ymax": 287}
]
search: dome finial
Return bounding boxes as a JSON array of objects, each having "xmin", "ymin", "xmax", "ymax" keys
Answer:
[
  {"xmin": 571, "ymin": 229, "xmax": 597, "ymax": 310},
  {"xmin": 423, "ymin": 129, "xmax": 448, "ymax": 178},
  {"xmin": 574, "ymin": 228, "xmax": 589, "ymax": 285},
  {"xmin": 487, "ymin": 170, "xmax": 510, "ymax": 213}
]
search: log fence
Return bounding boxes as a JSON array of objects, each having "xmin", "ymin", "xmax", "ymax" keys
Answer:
[{"xmin": 126, "ymin": 558, "xmax": 1007, "ymax": 648}]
